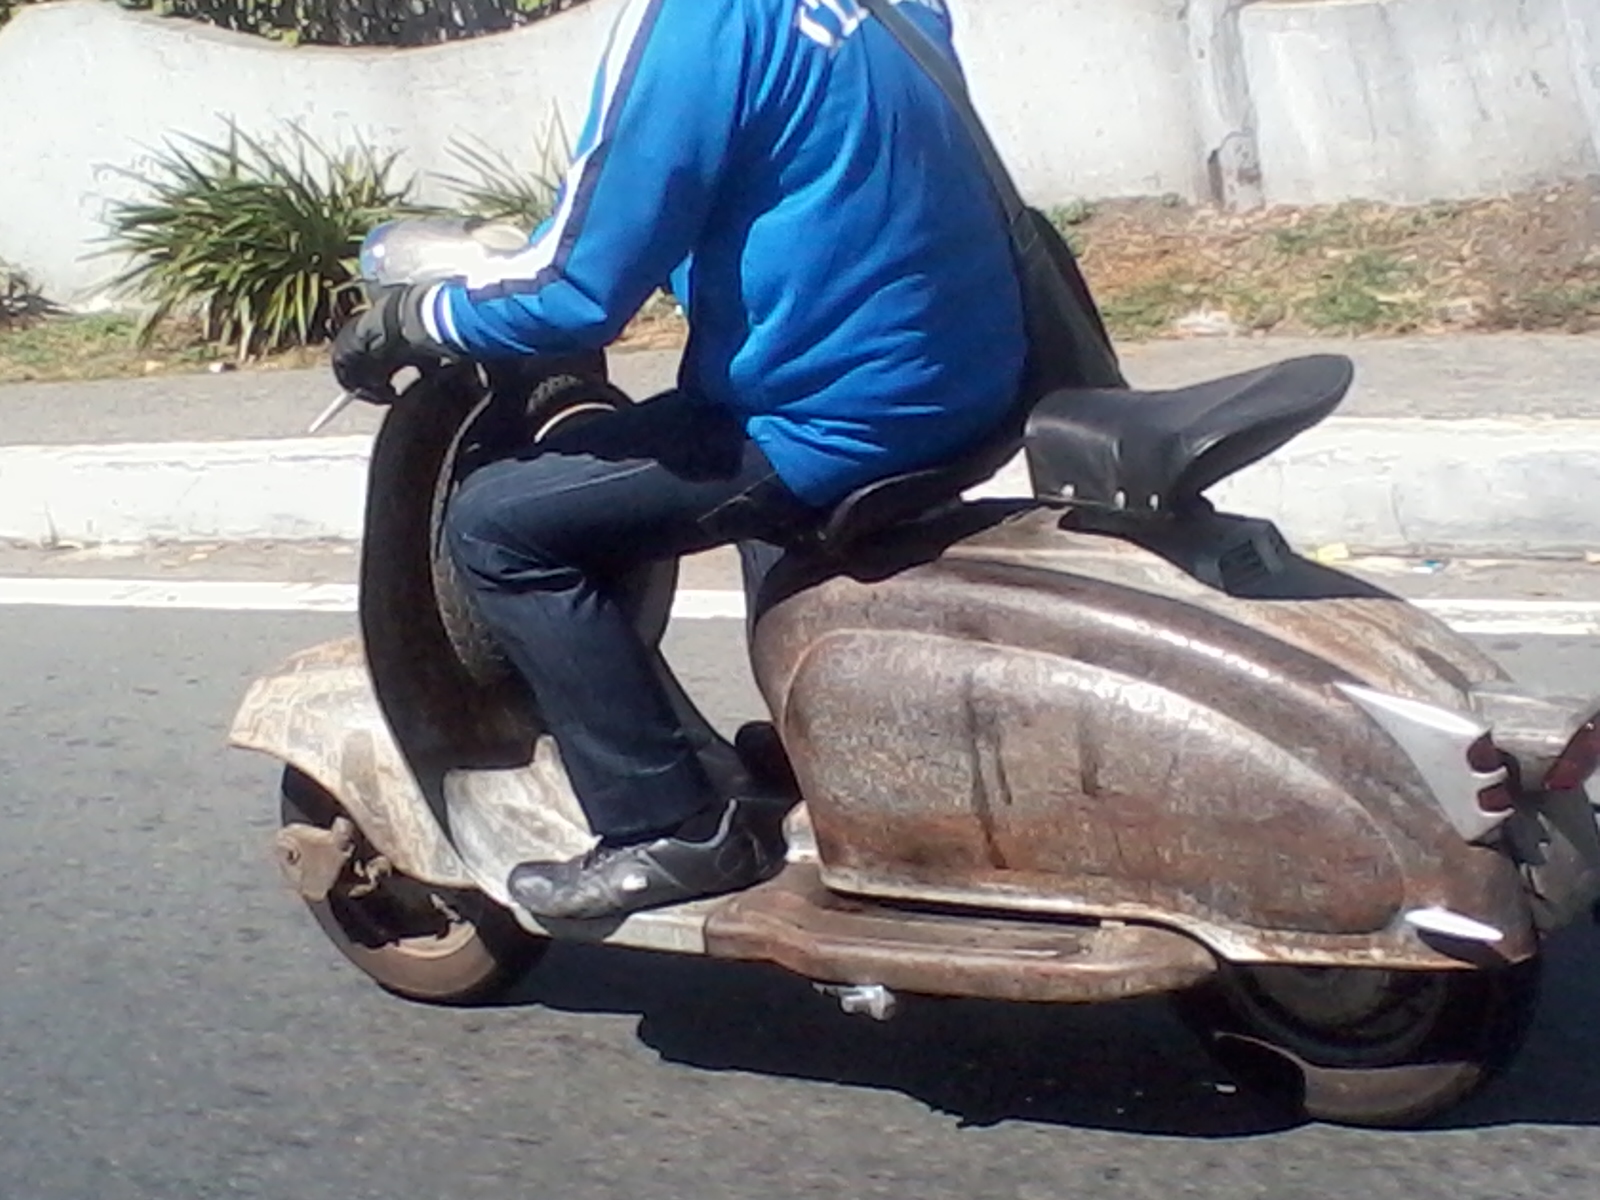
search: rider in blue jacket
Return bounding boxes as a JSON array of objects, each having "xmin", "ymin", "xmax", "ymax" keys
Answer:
[{"xmin": 333, "ymin": 0, "xmax": 1026, "ymax": 921}]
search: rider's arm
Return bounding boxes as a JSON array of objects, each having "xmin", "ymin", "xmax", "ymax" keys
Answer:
[{"xmin": 419, "ymin": 0, "xmax": 747, "ymax": 357}]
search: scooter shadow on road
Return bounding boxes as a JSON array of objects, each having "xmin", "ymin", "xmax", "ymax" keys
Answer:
[
  {"xmin": 475, "ymin": 921, "xmax": 1600, "ymax": 1137},
  {"xmin": 1438, "ymin": 922, "xmax": 1600, "ymax": 1131},
  {"xmin": 502, "ymin": 941, "xmax": 1298, "ymax": 1137}
]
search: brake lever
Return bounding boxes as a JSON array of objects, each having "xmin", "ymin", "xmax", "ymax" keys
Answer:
[
  {"xmin": 310, "ymin": 359, "xmax": 463, "ymax": 434},
  {"xmin": 306, "ymin": 391, "xmax": 360, "ymax": 434}
]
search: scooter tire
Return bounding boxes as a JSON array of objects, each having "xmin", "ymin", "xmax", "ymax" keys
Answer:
[
  {"xmin": 1172, "ymin": 958, "xmax": 1542, "ymax": 1128},
  {"xmin": 280, "ymin": 768, "xmax": 547, "ymax": 1007},
  {"xmin": 359, "ymin": 363, "xmax": 678, "ymax": 764}
]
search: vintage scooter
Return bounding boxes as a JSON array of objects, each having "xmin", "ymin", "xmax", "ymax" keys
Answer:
[{"xmin": 230, "ymin": 217, "xmax": 1600, "ymax": 1128}]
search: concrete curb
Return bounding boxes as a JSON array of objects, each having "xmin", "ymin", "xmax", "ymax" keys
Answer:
[
  {"xmin": 985, "ymin": 416, "xmax": 1600, "ymax": 557},
  {"xmin": 2, "ymin": 418, "xmax": 1598, "ymax": 555},
  {"xmin": 0, "ymin": 436, "xmax": 371, "ymax": 546}
]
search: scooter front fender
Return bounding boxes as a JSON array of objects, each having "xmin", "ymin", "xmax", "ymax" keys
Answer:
[{"xmin": 228, "ymin": 636, "xmax": 476, "ymax": 889}]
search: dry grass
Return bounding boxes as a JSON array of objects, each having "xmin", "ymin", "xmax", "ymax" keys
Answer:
[
  {"xmin": 0, "ymin": 313, "xmax": 320, "ymax": 384},
  {"xmin": 1064, "ymin": 180, "xmax": 1600, "ymax": 338}
]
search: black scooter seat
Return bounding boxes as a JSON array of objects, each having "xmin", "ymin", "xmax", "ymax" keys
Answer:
[{"xmin": 1024, "ymin": 354, "xmax": 1355, "ymax": 513}]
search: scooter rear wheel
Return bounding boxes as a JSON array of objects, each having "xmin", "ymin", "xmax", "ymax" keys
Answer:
[
  {"xmin": 1174, "ymin": 959, "xmax": 1541, "ymax": 1127},
  {"xmin": 279, "ymin": 768, "xmax": 546, "ymax": 1006}
]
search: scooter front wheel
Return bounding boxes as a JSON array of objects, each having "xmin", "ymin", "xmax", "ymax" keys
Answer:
[
  {"xmin": 279, "ymin": 769, "xmax": 546, "ymax": 1006},
  {"xmin": 1173, "ymin": 958, "xmax": 1541, "ymax": 1127}
]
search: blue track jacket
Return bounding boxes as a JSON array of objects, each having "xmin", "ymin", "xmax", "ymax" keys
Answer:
[{"xmin": 422, "ymin": 0, "xmax": 1026, "ymax": 507}]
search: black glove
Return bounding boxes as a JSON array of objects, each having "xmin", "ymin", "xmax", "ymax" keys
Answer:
[{"xmin": 330, "ymin": 284, "xmax": 457, "ymax": 403}]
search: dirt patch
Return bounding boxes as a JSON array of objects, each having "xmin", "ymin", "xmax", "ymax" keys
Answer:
[
  {"xmin": 5, "ymin": 182, "xmax": 1598, "ymax": 383},
  {"xmin": 1061, "ymin": 180, "xmax": 1600, "ymax": 339}
]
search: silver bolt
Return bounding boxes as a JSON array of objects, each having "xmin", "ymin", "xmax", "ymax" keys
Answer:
[{"xmin": 816, "ymin": 983, "xmax": 898, "ymax": 1021}]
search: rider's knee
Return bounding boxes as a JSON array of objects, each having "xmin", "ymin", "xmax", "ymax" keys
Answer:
[
  {"xmin": 443, "ymin": 471, "xmax": 513, "ymax": 579},
  {"xmin": 443, "ymin": 467, "xmax": 575, "ymax": 591}
]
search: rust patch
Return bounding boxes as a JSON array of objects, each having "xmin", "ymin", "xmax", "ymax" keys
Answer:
[
  {"xmin": 962, "ymin": 674, "xmax": 1009, "ymax": 870},
  {"xmin": 780, "ymin": 629, "xmax": 1407, "ymax": 935}
]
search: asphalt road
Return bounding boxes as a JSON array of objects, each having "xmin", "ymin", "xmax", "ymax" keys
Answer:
[{"xmin": 4, "ymin": 608, "xmax": 1600, "ymax": 1200}]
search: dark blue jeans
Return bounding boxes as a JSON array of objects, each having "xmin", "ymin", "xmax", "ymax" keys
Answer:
[{"xmin": 444, "ymin": 390, "xmax": 819, "ymax": 842}]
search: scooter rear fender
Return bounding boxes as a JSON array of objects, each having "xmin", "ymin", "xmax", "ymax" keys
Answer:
[{"xmin": 1470, "ymin": 685, "xmax": 1600, "ymax": 933}]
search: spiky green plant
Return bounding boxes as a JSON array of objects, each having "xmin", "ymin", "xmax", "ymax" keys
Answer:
[
  {"xmin": 434, "ymin": 122, "xmax": 570, "ymax": 233},
  {"xmin": 102, "ymin": 120, "xmax": 425, "ymax": 358},
  {"xmin": 0, "ymin": 262, "xmax": 60, "ymax": 329}
]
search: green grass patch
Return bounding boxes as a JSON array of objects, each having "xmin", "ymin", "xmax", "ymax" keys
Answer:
[
  {"xmin": 1049, "ymin": 188, "xmax": 1598, "ymax": 340},
  {"xmin": 1, "ymin": 314, "xmax": 155, "ymax": 383},
  {"xmin": 1098, "ymin": 276, "xmax": 1193, "ymax": 338},
  {"xmin": 1303, "ymin": 250, "xmax": 1428, "ymax": 334},
  {"xmin": 0, "ymin": 312, "xmax": 319, "ymax": 383},
  {"xmin": 1502, "ymin": 280, "xmax": 1600, "ymax": 329}
]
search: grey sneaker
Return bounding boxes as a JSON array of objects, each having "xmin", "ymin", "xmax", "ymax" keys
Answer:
[{"xmin": 506, "ymin": 798, "xmax": 785, "ymax": 921}]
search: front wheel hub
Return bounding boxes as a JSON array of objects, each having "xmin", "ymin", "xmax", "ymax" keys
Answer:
[{"xmin": 275, "ymin": 817, "xmax": 356, "ymax": 902}]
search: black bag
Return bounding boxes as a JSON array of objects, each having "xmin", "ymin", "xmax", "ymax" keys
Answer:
[{"xmin": 858, "ymin": 0, "xmax": 1128, "ymax": 398}]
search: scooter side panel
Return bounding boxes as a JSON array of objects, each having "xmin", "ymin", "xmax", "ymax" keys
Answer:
[
  {"xmin": 781, "ymin": 628, "xmax": 1406, "ymax": 935},
  {"xmin": 753, "ymin": 507, "xmax": 1533, "ymax": 967},
  {"xmin": 227, "ymin": 637, "xmax": 476, "ymax": 888}
]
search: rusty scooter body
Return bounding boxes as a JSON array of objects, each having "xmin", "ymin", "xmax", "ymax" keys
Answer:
[{"xmin": 231, "ymin": 218, "xmax": 1600, "ymax": 1127}]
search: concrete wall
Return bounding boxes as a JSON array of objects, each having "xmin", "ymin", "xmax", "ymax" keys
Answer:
[
  {"xmin": 955, "ymin": 0, "xmax": 1207, "ymax": 204},
  {"xmin": 0, "ymin": 0, "xmax": 621, "ymax": 304},
  {"xmin": 2, "ymin": 0, "xmax": 1599, "ymax": 302},
  {"xmin": 1563, "ymin": 0, "xmax": 1600, "ymax": 166},
  {"xmin": 1243, "ymin": 0, "xmax": 1600, "ymax": 205}
]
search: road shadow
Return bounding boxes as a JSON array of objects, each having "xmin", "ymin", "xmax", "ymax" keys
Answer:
[
  {"xmin": 507, "ymin": 945, "xmax": 1292, "ymax": 1137},
  {"xmin": 481, "ymin": 920, "xmax": 1600, "ymax": 1138},
  {"xmin": 1428, "ymin": 922, "xmax": 1600, "ymax": 1131}
]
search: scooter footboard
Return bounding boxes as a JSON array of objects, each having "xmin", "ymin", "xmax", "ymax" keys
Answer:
[{"xmin": 704, "ymin": 864, "xmax": 1218, "ymax": 1003}]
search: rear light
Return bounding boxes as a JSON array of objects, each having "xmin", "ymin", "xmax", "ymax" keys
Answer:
[
  {"xmin": 1466, "ymin": 734, "xmax": 1503, "ymax": 772},
  {"xmin": 1544, "ymin": 718, "xmax": 1600, "ymax": 792},
  {"xmin": 1476, "ymin": 783, "xmax": 1516, "ymax": 814},
  {"xmin": 1467, "ymin": 734, "xmax": 1516, "ymax": 812}
]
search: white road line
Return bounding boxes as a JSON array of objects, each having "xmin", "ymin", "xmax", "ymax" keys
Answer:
[
  {"xmin": 0, "ymin": 578, "xmax": 747, "ymax": 619},
  {"xmin": 1411, "ymin": 600, "xmax": 1600, "ymax": 637},
  {"xmin": 673, "ymin": 589, "xmax": 747, "ymax": 621},
  {"xmin": 0, "ymin": 577, "xmax": 360, "ymax": 612},
  {"xmin": 0, "ymin": 577, "xmax": 1596, "ymax": 636}
]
